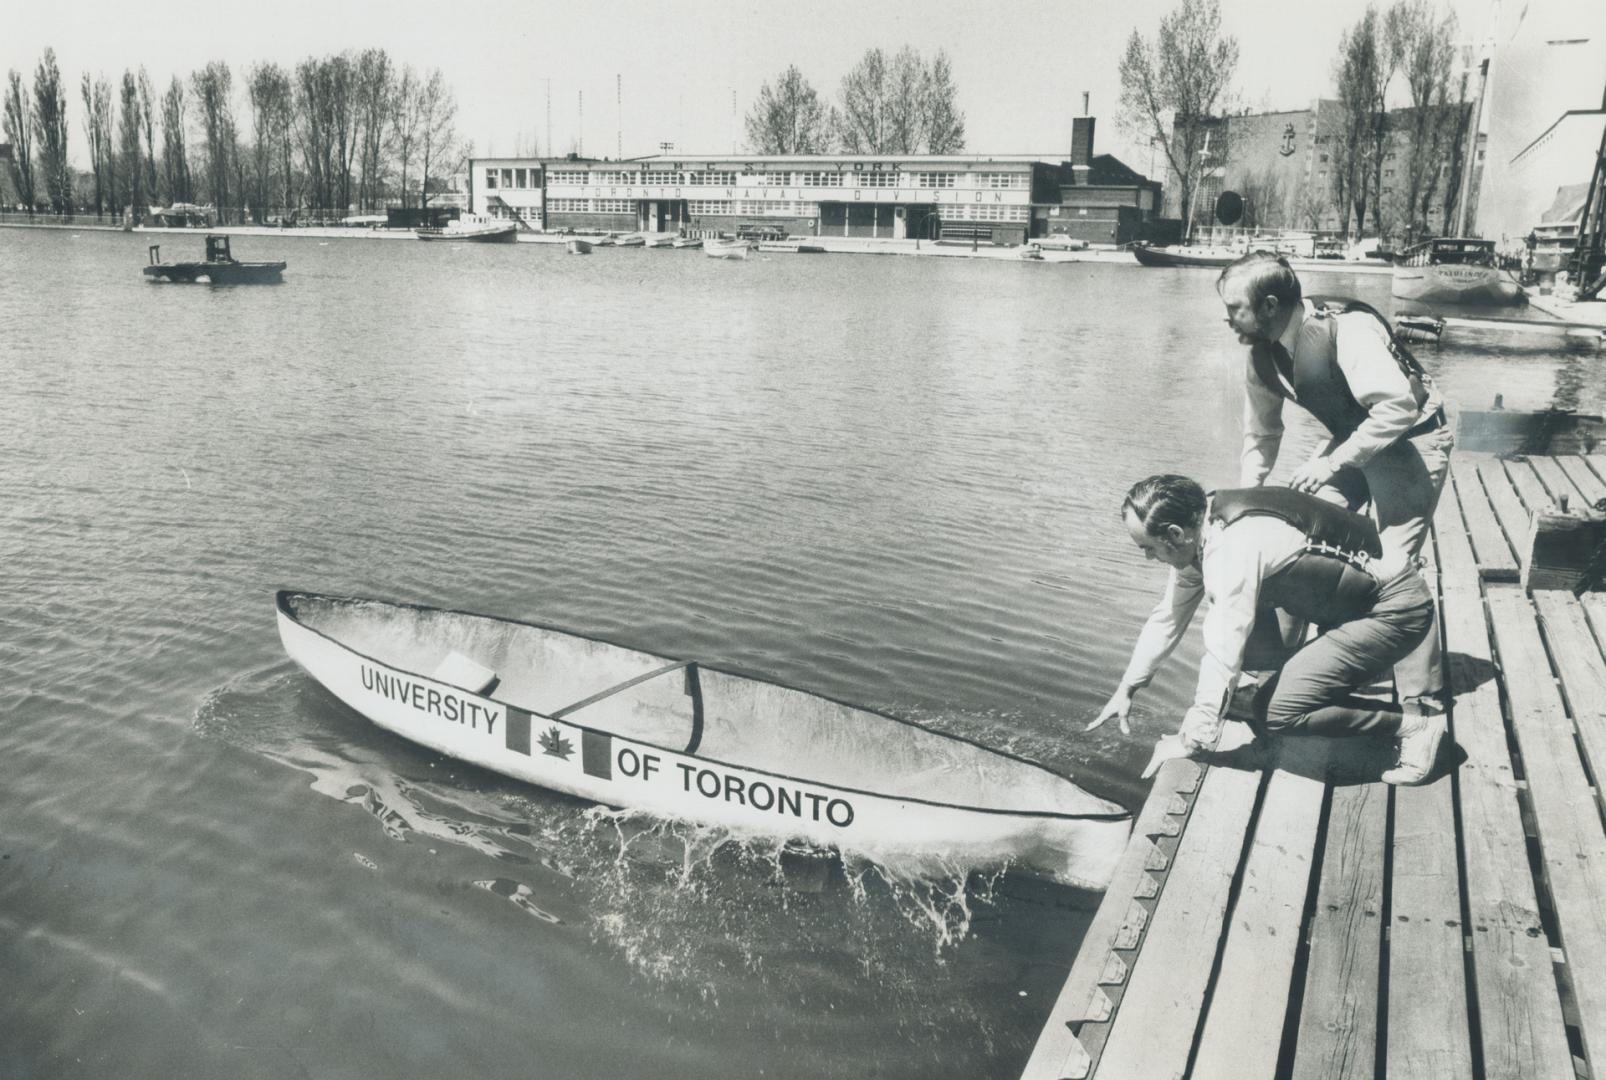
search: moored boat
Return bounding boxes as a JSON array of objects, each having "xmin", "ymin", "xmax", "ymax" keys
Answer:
[
  {"xmin": 1391, "ymin": 238, "xmax": 1525, "ymax": 306},
  {"xmin": 275, "ymin": 590, "xmax": 1131, "ymax": 888},
  {"xmin": 565, "ymin": 238, "xmax": 593, "ymax": 255},
  {"xmin": 642, "ymin": 234, "xmax": 676, "ymax": 248},
  {"xmin": 142, "ymin": 235, "xmax": 286, "ymax": 283},
  {"xmin": 1132, "ymin": 243, "xmax": 1246, "ymax": 268},
  {"xmin": 670, "ymin": 237, "xmax": 703, "ymax": 249},
  {"xmin": 416, "ymin": 216, "xmax": 519, "ymax": 243},
  {"xmin": 704, "ymin": 238, "xmax": 752, "ymax": 260},
  {"xmin": 613, "ymin": 233, "xmax": 647, "ymax": 248}
]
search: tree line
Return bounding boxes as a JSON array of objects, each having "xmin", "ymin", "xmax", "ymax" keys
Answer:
[
  {"xmin": 2, "ymin": 46, "xmax": 464, "ymax": 222},
  {"xmin": 1118, "ymin": 0, "xmax": 1470, "ymax": 243},
  {"xmin": 743, "ymin": 47, "xmax": 966, "ymax": 156}
]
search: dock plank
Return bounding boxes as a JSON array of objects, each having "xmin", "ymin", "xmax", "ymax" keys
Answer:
[
  {"xmin": 1191, "ymin": 757, "xmax": 1326, "ymax": 1079},
  {"xmin": 1093, "ymin": 763, "xmax": 1264, "ymax": 1080},
  {"xmin": 1532, "ymin": 591, "xmax": 1606, "ymax": 825},
  {"xmin": 1486, "ymin": 587, "xmax": 1606, "ymax": 1064},
  {"xmin": 1289, "ymin": 781, "xmax": 1387, "ymax": 1080},
  {"xmin": 1476, "ymin": 459, "xmax": 1533, "ymax": 555},
  {"xmin": 1449, "ymin": 467, "xmax": 1519, "ymax": 580},
  {"xmin": 1435, "ymin": 481, "xmax": 1574, "ymax": 1080},
  {"xmin": 1529, "ymin": 455, "xmax": 1586, "ymax": 508},
  {"xmin": 1019, "ymin": 759, "xmax": 1206, "ymax": 1080},
  {"xmin": 1558, "ymin": 456, "xmax": 1606, "ymax": 506},
  {"xmin": 1505, "ymin": 457, "xmax": 1558, "ymax": 515}
]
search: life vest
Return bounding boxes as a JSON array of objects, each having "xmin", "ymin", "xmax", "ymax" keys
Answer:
[
  {"xmin": 1209, "ymin": 487, "xmax": 1386, "ymax": 626},
  {"xmin": 1250, "ymin": 296, "xmax": 1431, "ymax": 441}
]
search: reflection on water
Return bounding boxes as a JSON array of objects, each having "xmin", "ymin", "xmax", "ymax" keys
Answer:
[{"xmin": 4, "ymin": 226, "xmax": 1603, "ymax": 1079}]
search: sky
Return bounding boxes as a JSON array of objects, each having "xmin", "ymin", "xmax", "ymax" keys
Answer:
[{"xmin": 0, "ymin": 0, "xmax": 1525, "ymax": 173}]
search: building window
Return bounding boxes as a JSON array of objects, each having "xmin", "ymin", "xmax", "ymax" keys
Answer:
[
  {"xmin": 799, "ymin": 172, "xmax": 844, "ymax": 187},
  {"xmin": 738, "ymin": 200, "xmax": 813, "ymax": 216},
  {"xmin": 547, "ymin": 198, "xmax": 589, "ymax": 212},
  {"xmin": 643, "ymin": 169, "xmax": 681, "ymax": 185},
  {"xmin": 687, "ymin": 200, "xmax": 735, "ymax": 214},
  {"xmin": 484, "ymin": 169, "xmax": 499, "ymax": 189},
  {"xmin": 548, "ymin": 171, "xmax": 588, "ymax": 185},
  {"xmin": 978, "ymin": 172, "xmax": 1028, "ymax": 189},
  {"xmin": 857, "ymin": 171, "xmax": 899, "ymax": 187},
  {"xmin": 918, "ymin": 172, "xmax": 956, "ymax": 188},
  {"xmin": 594, "ymin": 199, "xmax": 634, "ymax": 213},
  {"xmin": 747, "ymin": 170, "xmax": 793, "ymax": 185},
  {"xmin": 943, "ymin": 203, "xmax": 1028, "ymax": 222}
]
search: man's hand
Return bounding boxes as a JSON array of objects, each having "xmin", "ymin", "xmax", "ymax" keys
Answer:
[
  {"xmin": 1288, "ymin": 455, "xmax": 1338, "ymax": 494},
  {"xmin": 1087, "ymin": 685, "xmax": 1136, "ymax": 734}
]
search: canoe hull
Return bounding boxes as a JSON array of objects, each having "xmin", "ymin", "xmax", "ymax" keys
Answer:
[{"xmin": 275, "ymin": 591, "xmax": 1129, "ymax": 888}]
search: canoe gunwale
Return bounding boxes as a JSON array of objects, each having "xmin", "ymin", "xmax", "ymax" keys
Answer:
[{"xmin": 274, "ymin": 589, "xmax": 1129, "ymax": 823}]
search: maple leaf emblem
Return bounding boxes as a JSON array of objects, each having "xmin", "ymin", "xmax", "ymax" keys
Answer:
[{"xmin": 539, "ymin": 726, "xmax": 574, "ymax": 760}]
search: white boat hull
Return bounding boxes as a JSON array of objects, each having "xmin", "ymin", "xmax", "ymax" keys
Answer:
[
  {"xmin": 275, "ymin": 592, "xmax": 1129, "ymax": 888},
  {"xmin": 704, "ymin": 240, "xmax": 751, "ymax": 260},
  {"xmin": 1392, "ymin": 259, "xmax": 1525, "ymax": 306}
]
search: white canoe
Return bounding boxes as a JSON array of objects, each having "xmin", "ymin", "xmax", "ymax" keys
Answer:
[{"xmin": 275, "ymin": 591, "xmax": 1130, "ymax": 889}]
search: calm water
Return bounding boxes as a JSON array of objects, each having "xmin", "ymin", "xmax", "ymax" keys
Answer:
[{"xmin": 1, "ymin": 227, "xmax": 1594, "ymax": 1079}]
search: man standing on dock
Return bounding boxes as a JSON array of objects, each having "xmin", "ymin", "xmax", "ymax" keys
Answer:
[
  {"xmin": 1092, "ymin": 474, "xmax": 1446, "ymax": 785},
  {"xmin": 1215, "ymin": 251, "xmax": 1452, "ymax": 715}
]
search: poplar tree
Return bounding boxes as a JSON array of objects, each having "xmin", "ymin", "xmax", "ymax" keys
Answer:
[
  {"xmin": 118, "ymin": 70, "xmax": 143, "ymax": 215},
  {"xmin": 192, "ymin": 61, "xmax": 237, "ymax": 220},
  {"xmin": 161, "ymin": 75, "xmax": 192, "ymax": 204},
  {"xmin": 31, "ymin": 48, "xmax": 73, "ymax": 214},
  {"xmin": 3, "ymin": 69, "xmax": 36, "ymax": 212}
]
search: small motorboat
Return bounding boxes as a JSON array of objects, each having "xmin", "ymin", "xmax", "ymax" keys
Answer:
[
  {"xmin": 704, "ymin": 238, "xmax": 752, "ymax": 260},
  {"xmin": 613, "ymin": 233, "xmax": 647, "ymax": 248},
  {"xmin": 643, "ymin": 234, "xmax": 676, "ymax": 248},
  {"xmin": 275, "ymin": 591, "xmax": 1130, "ymax": 888},
  {"xmin": 756, "ymin": 240, "xmax": 826, "ymax": 254},
  {"xmin": 670, "ymin": 237, "xmax": 703, "ymax": 250},
  {"xmin": 1391, "ymin": 238, "xmax": 1526, "ymax": 306},
  {"xmin": 565, "ymin": 239, "xmax": 593, "ymax": 255},
  {"xmin": 143, "ymin": 235, "xmax": 285, "ymax": 284},
  {"xmin": 416, "ymin": 216, "xmax": 518, "ymax": 243}
]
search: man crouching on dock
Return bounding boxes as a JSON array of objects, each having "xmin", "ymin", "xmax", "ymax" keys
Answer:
[{"xmin": 1088, "ymin": 474, "xmax": 1446, "ymax": 785}]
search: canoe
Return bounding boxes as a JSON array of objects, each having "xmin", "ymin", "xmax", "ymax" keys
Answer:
[{"xmin": 275, "ymin": 590, "xmax": 1131, "ymax": 889}]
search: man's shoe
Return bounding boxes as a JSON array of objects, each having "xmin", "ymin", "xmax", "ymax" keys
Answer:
[{"xmin": 1382, "ymin": 709, "xmax": 1447, "ymax": 785}]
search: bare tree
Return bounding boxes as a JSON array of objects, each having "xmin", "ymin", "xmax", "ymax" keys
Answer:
[
  {"xmin": 1238, "ymin": 168, "xmax": 1286, "ymax": 230},
  {"xmin": 247, "ymin": 62, "xmax": 292, "ymax": 222},
  {"xmin": 192, "ymin": 61, "xmax": 238, "ymax": 221},
  {"xmin": 744, "ymin": 65, "xmax": 831, "ymax": 154},
  {"xmin": 1332, "ymin": 6, "xmax": 1393, "ymax": 239},
  {"xmin": 160, "ymin": 75, "xmax": 192, "ymax": 204},
  {"xmin": 325, "ymin": 52, "xmax": 358, "ymax": 212},
  {"xmin": 137, "ymin": 68, "xmax": 159, "ymax": 204},
  {"xmin": 392, "ymin": 65, "xmax": 421, "ymax": 209},
  {"xmin": 833, "ymin": 47, "xmax": 966, "ymax": 154},
  {"xmin": 32, "ymin": 48, "xmax": 73, "ymax": 213},
  {"xmin": 118, "ymin": 71, "xmax": 143, "ymax": 215},
  {"xmin": 81, "ymin": 73, "xmax": 115, "ymax": 217},
  {"xmin": 923, "ymin": 50, "xmax": 966, "ymax": 154},
  {"xmin": 354, "ymin": 49, "xmax": 393, "ymax": 213},
  {"xmin": 4, "ymin": 69, "xmax": 37, "ymax": 212},
  {"xmin": 295, "ymin": 57, "xmax": 336, "ymax": 213},
  {"xmin": 416, "ymin": 68, "xmax": 461, "ymax": 207},
  {"xmin": 1117, "ymin": 0, "xmax": 1240, "ymax": 237},
  {"xmin": 883, "ymin": 47, "xmax": 925, "ymax": 154},
  {"xmin": 835, "ymin": 48, "xmax": 889, "ymax": 153},
  {"xmin": 1389, "ymin": 0, "xmax": 1460, "ymax": 242}
]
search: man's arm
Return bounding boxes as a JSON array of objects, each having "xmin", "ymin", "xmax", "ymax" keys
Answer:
[
  {"xmin": 1178, "ymin": 521, "xmax": 1276, "ymax": 749},
  {"xmin": 1324, "ymin": 313, "xmax": 1421, "ymax": 471},
  {"xmin": 1089, "ymin": 565, "xmax": 1205, "ymax": 732},
  {"xmin": 1241, "ymin": 363, "xmax": 1285, "ymax": 487}
]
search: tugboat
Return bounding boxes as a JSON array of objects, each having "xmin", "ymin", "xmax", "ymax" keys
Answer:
[{"xmin": 143, "ymin": 235, "xmax": 286, "ymax": 283}]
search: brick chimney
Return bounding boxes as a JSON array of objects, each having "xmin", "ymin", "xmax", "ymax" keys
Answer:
[{"xmin": 1070, "ymin": 116, "xmax": 1095, "ymax": 184}]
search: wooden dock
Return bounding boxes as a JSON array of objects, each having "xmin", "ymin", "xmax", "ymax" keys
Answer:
[{"xmin": 1022, "ymin": 452, "xmax": 1606, "ymax": 1080}]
